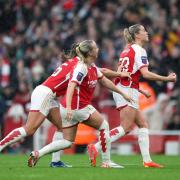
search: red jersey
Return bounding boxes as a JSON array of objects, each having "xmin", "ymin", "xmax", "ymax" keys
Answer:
[
  {"xmin": 42, "ymin": 57, "xmax": 79, "ymax": 97},
  {"xmin": 115, "ymin": 44, "xmax": 149, "ymax": 89},
  {"xmin": 61, "ymin": 62, "xmax": 103, "ymax": 110}
]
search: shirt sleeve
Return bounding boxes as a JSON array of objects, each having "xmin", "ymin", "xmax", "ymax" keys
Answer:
[
  {"xmin": 134, "ymin": 45, "xmax": 149, "ymax": 70},
  {"xmin": 94, "ymin": 65, "xmax": 104, "ymax": 79},
  {"xmin": 70, "ymin": 62, "xmax": 88, "ymax": 85}
]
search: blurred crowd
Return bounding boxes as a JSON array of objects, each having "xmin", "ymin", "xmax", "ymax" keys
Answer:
[{"xmin": 0, "ymin": 0, "xmax": 180, "ymax": 139}]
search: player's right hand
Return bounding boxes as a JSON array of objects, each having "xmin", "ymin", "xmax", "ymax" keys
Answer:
[
  {"xmin": 119, "ymin": 72, "xmax": 131, "ymax": 79},
  {"xmin": 167, "ymin": 73, "xmax": 177, "ymax": 82},
  {"xmin": 66, "ymin": 108, "xmax": 73, "ymax": 121}
]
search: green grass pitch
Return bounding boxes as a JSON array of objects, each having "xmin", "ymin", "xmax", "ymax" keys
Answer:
[{"xmin": 0, "ymin": 154, "xmax": 180, "ymax": 180}]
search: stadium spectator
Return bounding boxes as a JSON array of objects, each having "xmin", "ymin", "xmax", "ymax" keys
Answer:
[
  {"xmin": 167, "ymin": 112, "xmax": 180, "ymax": 130},
  {"xmin": 143, "ymin": 93, "xmax": 174, "ymax": 130}
]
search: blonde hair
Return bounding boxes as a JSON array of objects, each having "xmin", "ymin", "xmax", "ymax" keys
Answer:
[
  {"xmin": 75, "ymin": 40, "xmax": 94, "ymax": 63},
  {"xmin": 123, "ymin": 24, "xmax": 141, "ymax": 43}
]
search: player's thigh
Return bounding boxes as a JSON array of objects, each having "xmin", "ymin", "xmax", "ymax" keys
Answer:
[
  {"xmin": 62, "ymin": 125, "xmax": 78, "ymax": 142},
  {"xmin": 83, "ymin": 110, "xmax": 104, "ymax": 130},
  {"xmin": 120, "ymin": 106, "xmax": 137, "ymax": 132},
  {"xmin": 135, "ymin": 110, "xmax": 148, "ymax": 128},
  {"xmin": 47, "ymin": 107, "xmax": 62, "ymax": 130},
  {"xmin": 24, "ymin": 112, "xmax": 46, "ymax": 135}
]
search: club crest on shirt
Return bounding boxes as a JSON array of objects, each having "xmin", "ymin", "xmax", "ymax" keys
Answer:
[
  {"xmin": 77, "ymin": 72, "xmax": 84, "ymax": 81},
  {"xmin": 141, "ymin": 56, "xmax": 147, "ymax": 64}
]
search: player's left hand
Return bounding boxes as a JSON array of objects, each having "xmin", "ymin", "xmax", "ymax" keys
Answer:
[
  {"xmin": 143, "ymin": 91, "xmax": 151, "ymax": 98},
  {"xmin": 140, "ymin": 90, "xmax": 151, "ymax": 98},
  {"xmin": 66, "ymin": 108, "xmax": 73, "ymax": 121},
  {"xmin": 123, "ymin": 93, "xmax": 134, "ymax": 104}
]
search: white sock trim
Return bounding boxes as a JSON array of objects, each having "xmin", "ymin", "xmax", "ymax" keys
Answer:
[
  {"xmin": 139, "ymin": 128, "xmax": 148, "ymax": 134},
  {"xmin": 18, "ymin": 127, "xmax": 27, "ymax": 137},
  {"xmin": 117, "ymin": 126, "xmax": 125, "ymax": 136},
  {"xmin": 99, "ymin": 120, "xmax": 109, "ymax": 131}
]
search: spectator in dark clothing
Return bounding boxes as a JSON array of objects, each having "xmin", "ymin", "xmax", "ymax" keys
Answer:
[{"xmin": 167, "ymin": 112, "xmax": 180, "ymax": 130}]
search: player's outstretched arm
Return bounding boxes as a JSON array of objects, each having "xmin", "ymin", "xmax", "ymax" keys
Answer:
[
  {"xmin": 99, "ymin": 76, "xmax": 133, "ymax": 103},
  {"xmin": 100, "ymin": 68, "xmax": 131, "ymax": 79},
  {"xmin": 140, "ymin": 66, "xmax": 177, "ymax": 82},
  {"xmin": 66, "ymin": 82, "xmax": 77, "ymax": 121}
]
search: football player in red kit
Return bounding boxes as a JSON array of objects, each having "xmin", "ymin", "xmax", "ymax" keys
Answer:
[
  {"xmin": 0, "ymin": 40, "xmax": 132, "ymax": 167},
  {"xmin": 88, "ymin": 24, "xmax": 177, "ymax": 168},
  {"xmin": 0, "ymin": 55, "xmax": 79, "ymax": 167},
  {"xmin": 28, "ymin": 40, "xmax": 134, "ymax": 168}
]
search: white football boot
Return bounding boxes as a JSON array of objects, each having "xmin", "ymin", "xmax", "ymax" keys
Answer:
[{"xmin": 101, "ymin": 161, "xmax": 124, "ymax": 168}]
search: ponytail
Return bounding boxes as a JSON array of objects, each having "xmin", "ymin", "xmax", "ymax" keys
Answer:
[
  {"xmin": 123, "ymin": 28, "xmax": 134, "ymax": 43},
  {"xmin": 123, "ymin": 24, "xmax": 142, "ymax": 44},
  {"xmin": 61, "ymin": 40, "xmax": 95, "ymax": 63}
]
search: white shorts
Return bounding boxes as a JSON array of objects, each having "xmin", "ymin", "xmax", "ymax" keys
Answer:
[
  {"xmin": 30, "ymin": 85, "xmax": 59, "ymax": 116},
  {"xmin": 60, "ymin": 104, "xmax": 96, "ymax": 128},
  {"xmin": 113, "ymin": 83, "xmax": 139, "ymax": 110}
]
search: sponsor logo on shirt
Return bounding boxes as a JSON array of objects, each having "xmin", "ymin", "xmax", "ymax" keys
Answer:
[
  {"xmin": 77, "ymin": 72, "xmax": 84, "ymax": 81},
  {"xmin": 141, "ymin": 56, "xmax": 147, "ymax": 64}
]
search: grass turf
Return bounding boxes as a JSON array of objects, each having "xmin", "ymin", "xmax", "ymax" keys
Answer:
[{"xmin": 0, "ymin": 154, "xmax": 180, "ymax": 180}]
